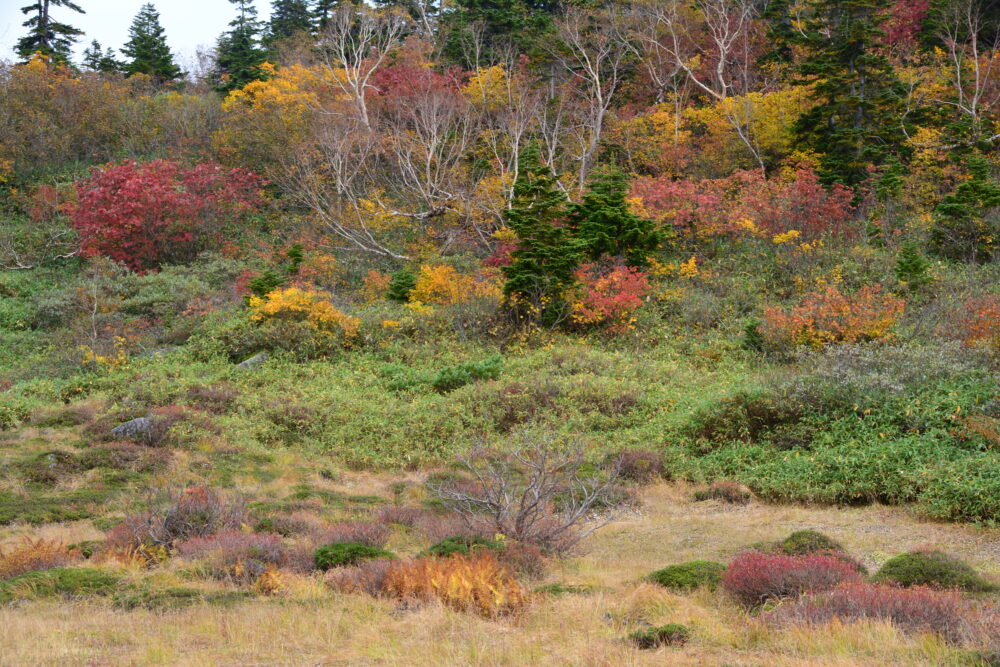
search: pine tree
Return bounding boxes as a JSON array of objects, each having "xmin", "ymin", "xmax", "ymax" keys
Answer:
[
  {"xmin": 929, "ymin": 153, "xmax": 1000, "ymax": 262},
  {"xmin": 15, "ymin": 0, "xmax": 85, "ymax": 62},
  {"xmin": 313, "ymin": 0, "xmax": 338, "ymax": 32},
  {"xmin": 567, "ymin": 167, "xmax": 661, "ymax": 267},
  {"xmin": 894, "ymin": 241, "xmax": 932, "ymax": 292},
  {"xmin": 121, "ymin": 3, "xmax": 182, "ymax": 82},
  {"xmin": 215, "ymin": 0, "xmax": 267, "ymax": 93},
  {"xmin": 502, "ymin": 145, "xmax": 583, "ymax": 324},
  {"xmin": 265, "ymin": 0, "xmax": 314, "ymax": 47},
  {"xmin": 82, "ymin": 39, "xmax": 123, "ymax": 73},
  {"xmin": 790, "ymin": 0, "xmax": 910, "ymax": 188},
  {"xmin": 440, "ymin": 0, "xmax": 555, "ymax": 67}
]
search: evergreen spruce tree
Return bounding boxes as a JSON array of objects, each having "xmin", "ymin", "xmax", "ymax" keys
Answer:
[
  {"xmin": 313, "ymin": 0, "xmax": 338, "ymax": 32},
  {"xmin": 265, "ymin": 0, "xmax": 314, "ymax": 47},
  {"xmin": 567, "ymin": 167, "xmax": 661, "ymax": 267},
  {"xmin": 15, "ymin": 0, "xmax": 85, "ymax": 62},
  {"xmin": 502, "ymin": 145, "xmax": 583, "ymax": 324},
  {"xmin": 894, "ymin": 241, "xmax": 932, "ymax": 292},
  {"xmin": 215, "ymin": 0, "xmax": 268, "ymax": 93},
  {"xmin": 440, "ymin": 0, "xmax": 555, "ymax": 67},
  {"xmin": 121, "ymin": 3, "xmax": 182, "ymax": 82},
  {"xmin": 790, "ymin": 0, "xmax": 910, "ymax": 188},
  {"xmin": 82, "ymin": 39, "xmax": 123, "ymax": 73},
  {"xmin": 929, "ymin": 153, "xmax": 1000, "ymax": 262}
]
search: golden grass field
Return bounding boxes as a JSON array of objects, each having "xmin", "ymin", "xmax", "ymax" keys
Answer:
[{"xmin": 2, "ymin": 482, "xmax": 997, "ymax": 666}]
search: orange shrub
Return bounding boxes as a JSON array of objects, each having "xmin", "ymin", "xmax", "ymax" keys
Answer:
[
  {"xmin": 410, "ymin": 265, "xmax": 501, "ymax": 306},
  {"xmin": 762, "ymin": 285, "xmax": 905, "ymax": 349},
  {"xmin": 360, "ymin": 270, "xmax": 392, "ymax": 303},
  {"xmin": 958, "ymin": 296, "xmax": 1000, "ymax": 355},
  {"xmin": 0, "ymin": 538, "xmax": 72, "ymax": 581},
  {"xmin": 249, "ymin": 287, "xmax": 360, "ymax": 338},
  {"xmin": 383, "ymin": 552, "xmax": 529, "ymax": 617}
]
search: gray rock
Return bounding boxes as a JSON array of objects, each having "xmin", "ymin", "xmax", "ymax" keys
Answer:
[
  {"xmin": 236, "ymin": 352, "xmax": 269, "ymax": 369},
  {"xmin": 110, "ymin": 417, "xmax": 154, "ymax": 441}
]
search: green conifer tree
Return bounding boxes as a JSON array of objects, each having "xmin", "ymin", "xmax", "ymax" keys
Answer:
[
  {"xmin": 567, "ymin": 167, "xmax": 660, "ymax": 267},
  {"xmin": 121, "ymin": 3, "xmax": 182, "ymax": 82},
  {"xmin": 15, "ymin": 0, "xmax": 85, "ymax": 62},
  {"xmin": 82, "ymin": 39, "xmax": 122, "ymax": 73},
  {"xmin": 929, "ymin": 153, "xmax": 1000, "ymax": 262},
  {"xmin": 894, "ymin": 241, "xmax": 932, "ymax": 291},
  {"xmin": 215, "ymin": 0, "xmax": 268, "ymax": 93},
  {"xmin": 265, "ymin": 0, "xmax": 314, "ymax": 47},
  {"xmin": 791, "ymin": 0, "xmax": 910, "ymax": 188},
  {"xmin": 502, "ymin": 145, "xmax": 583, "ymax": 324}
]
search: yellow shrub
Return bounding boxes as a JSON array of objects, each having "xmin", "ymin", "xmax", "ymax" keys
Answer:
[
  {"xmin": 410, "ymin": 265, "xmax": 501, "ymax": 306},
  {"xmin": 383, "ymin": 553, "xmax": 529, "ymax": 617},
  {"xmin": 249, "ymin": 287, "xmax": 359, "ymax": 338}
]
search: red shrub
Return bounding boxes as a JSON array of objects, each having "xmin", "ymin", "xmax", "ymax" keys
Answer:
[
  {"xmin": 569, "ymin": 262, "xmax": 651, "ymax": 331},
  {"xmin": 0, "ymin": 538, "xmax": 73, "ymax": 581},
  {"xmin": 765, "ymin": 581, "xmax": 968, "ymax": 642},
  {"xmin": 315, "ymin": 521, "xmax": 391, "ymax": 548},
  {"xmin": 176, "ymin": 530, "xmax": 285, "ymax": 584},
  {"xmin": 375, "ymin": 506, "xmax": 426, "ymax": 527},
  {"xmin": 958, "ymin": 296, "xmax": 1000, "ymax": 356},
  {"xmin": 69, "ymin": 160, "xmax": 263, "ymax": 272},
  {"xmin": 722, "ymin": 552, "xmax": 862, "ymax": 608}
]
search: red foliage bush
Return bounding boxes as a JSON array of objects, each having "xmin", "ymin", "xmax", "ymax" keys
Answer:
[
  {"xmin": 722, "ymin": 552, "xmax": 862, "ymax": 608},
  {"xmin": 315, "ymin": 521, "xmax": 391, "ymax": 548},
  {"xmin": 569, "ymin": 262, "xmax": 651, "ymax": 331},
  {"xmin": 176, "ymin": 530, "xmax": 285, "ymax": 584},
  {"xmin": 0, "ymin": 538, "xmax": 73, "ymax": 581},
  {"xmin": 958, "ymin": 296, "xmax": 1000, "ymax": 355},
  {"xmin": 69, "ymin": 160, "xmax": 263, "ymax": 272},
  {"xmin": 630, "ymin": 166, "xmax": 854, "ymax": 240},
  {"xmin": 765, "ymin": 581, "xmax": 968, "ymax": 642}
]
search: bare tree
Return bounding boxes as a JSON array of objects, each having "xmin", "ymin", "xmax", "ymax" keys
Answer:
[
  {"xmin": 429, "ymin": 435, "xmax": 625, "ymax": 554},
  {"xmin": 551, "ymin": 6, "xmax": 633, "ymax": 191}
]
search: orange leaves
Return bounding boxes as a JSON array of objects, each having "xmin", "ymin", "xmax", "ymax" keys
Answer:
[
  {"xmin": 249, "ymin": 287, "xmax": 360, "ymax": 339},
  {"xmin": 568, "ymin": 263, "xmax": 651, "ymax": 331},
  {"xmin": 0, "ymin": 538, "xmax": 72, "ymax": 581},
  {"xmin": 409, "ymin": 265, "xmax": 501, "ymax": 306},
  {"xmin": 383, "ymin": 552, "xmax": 529, "ymax": 618},
  {"xmin": 762, "ymin": 285, "xmax": 905, "ymax": 349},
  {"xmin": 958, "ymin": 296, "xmax": 1000, "ymax": 355}
]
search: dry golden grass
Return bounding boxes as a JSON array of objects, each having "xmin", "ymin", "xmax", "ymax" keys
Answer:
[{"xmin": 0, "ymin": 482, "xmax": 996, "ymax": 666}]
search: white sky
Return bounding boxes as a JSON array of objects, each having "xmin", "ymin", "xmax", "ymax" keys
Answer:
[{"xmin": 0, "ymin": 0, "xmax": 273, "ymax": 68}]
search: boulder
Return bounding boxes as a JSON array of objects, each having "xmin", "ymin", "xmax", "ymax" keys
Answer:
[
  {"xmin": 236, "ymin": 352, "xmax": 269, "ymax": 369},
  {"xmin": 110, "ymin": 417, "xmax": 154, "ymax": 442}
]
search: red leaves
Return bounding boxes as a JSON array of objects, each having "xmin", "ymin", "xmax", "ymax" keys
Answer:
[
  {"xmin": 69, "ymin": 160, "xmax": 264, "ymax": 272},
  {"xmin": 722, "ymin": 551, "xmax": 863, "ymax": 608},
  {"xmin": 569, "ymin": 262, "xmax": 651, "ymax": 331}
]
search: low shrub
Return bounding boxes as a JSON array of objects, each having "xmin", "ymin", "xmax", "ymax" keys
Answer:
[
  {"xmin": 0, "ymin": 538, "xmax": 73, "ymax": 581},
  {"xmin": 874, "ymin": 550, "xmax": 993, "ymax": 592},
  {"xmin": 315, "ymin": 521, "xmax": 391, "ymax": 548},
  {"xmin": 649, "ymin": 560, "xmax": 727, "ymax": 591},
  {"xmin": 375, "ymin": 505, "xmax": 425, "ymax": 527},
  {"xmin": 112, "ymin": 586, "xmax": 253, "ymax": 611},
  {"xmin": 324, "ymin": 557, "xmax": 395, "ymax": 596},
  {"xmin": 383, "ymin": 552, "xmax": 529, "ymax": 618},
  {"xmin": 314, "ymin": 542, "xmax": 395, "ymax": 571},
  {"xmin": 422, "ymin": 535, "xmax": 505, "ymax": 558},
  {"xmin": 765, "ymin": 581, "xmax": 968, "ymax": 642},
  {"xmin": 614, "ymin": 449, "xmax": 666, "ymax": 483},
  {"xmin": 0, "ymin": 567, "xmax": 120, "ymax": 604},
  {"xmin": 627, "ymin": 623, "xmax": 691, "ymax": 649},
  {"xmin": 722, "ymin": 552, "xmax": 862, "ymax": 608},
  {"xmin": 918, "ymin": 455, "xmax": 1000, "ymax": 525},
  {"xmin": 431, "ymin": 356, "xmax": 503, "ymax": 393},
  {"xmin": 692, "ymin": 481, "xmax": 753, "ymax": 504},
  {"xmin": 175, "ymin": 530, "xmax": 285, "ymax": 584},
  {"xmin": 779, "ymin": 530, "xmax": 844, "ymax": 556}
]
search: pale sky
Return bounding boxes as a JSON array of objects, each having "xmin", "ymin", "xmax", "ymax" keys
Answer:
[{"xmin": 0, "ymin": 0, "xmax": 273, "ymax": 69}]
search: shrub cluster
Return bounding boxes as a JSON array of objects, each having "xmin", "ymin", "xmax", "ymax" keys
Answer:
[
  {"xmin": 874, "ymin": 550, "xmax": 993, "ymax": 592},
  {"xmin": 648, "ymin": 560, "xmax": 727, "ymax": 591},
  {"xmin": 721, "ymin": 552, "xmax": 862, "ymax": 608}
]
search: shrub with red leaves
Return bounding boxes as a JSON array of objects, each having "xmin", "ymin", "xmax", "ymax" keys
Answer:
[
  {"xmin": 765, "ymin": 581, "xmax": 968, "ymax": 642},
  {"xmin": 722, "ymin": 551, "xmax": 862, "ymax": 608},
  {"xmin": 176, "ymin": 530, "xmax": 285, "ymax": 583},
  {"xmin": 69, "ymin": 160, "xmax": 263, "ymax": 272},
  {"xmin": 569, "ymin": 262, "xmax": 651, "ymax": 331}
]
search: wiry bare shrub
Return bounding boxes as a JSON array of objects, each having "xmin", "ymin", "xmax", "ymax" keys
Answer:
[
  {"xmin": 429, "ymin": 436, "xmax": 624, "ymax": 554},
  {"xmin": 105, "ymin": 486, "xmax": 248, "ymax": 555},
  {"xmin": 314, "ymin": 521, "xmax": 391, "ymax": 548},
  {"xmin": 693, "ymin": 480, "xmax": 754, "ymax": 504},
  {"xmin": 324, "ymin": 558, "xmax": 395, "ymax": 596},
  {"xmin": 765, "ymin": 582, "xmax": 970, "ymax": 643},
  {"xmin": 0, "ymin": 538, "xmax": 73, "ymax": 581},
  {"xmin": 374, "ymin": 505, "xmax": 425, "ymax": 527},
  {"xmin": 414, "ymin": 512, "xmax": 488, "ymax": 543},
  {"xmin": 614, "ymin": 449, "xmax": 665, "ymax": 483},
  {"xmin": 175, "ymin": 530, "xmax": 285, "ymax": 585}
]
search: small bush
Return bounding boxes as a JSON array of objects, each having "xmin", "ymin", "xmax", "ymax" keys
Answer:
[
  {"xmin": 692, "ymin": 481, "xmax": 753, "ymax": 504},
  {"xmin": 627, "ymin": 623, "xmax": 691, "ymax": 649},
  {"xmin": 175, "ymin": 530, "xmax": 285, "ymax": 584},
  {"xmin": 780, "ymin": 530, "xmax": 844, "ymax": 556},
  {"xmin": 649, "ymin": 560, "xmax": 727, "ymax": 591},
  {"xmin": 314, "ymin": 542, "xmax": 395, "ymax": 571},
  {"xmin": 0, "ymin": 568, "xmax": 120, "ymax": 604},
  {"xmin": 422, "ymin": 535, "xmax": 505, "ymax": 558},
  {"xmin": 722, "ymin": 552, "xmax": 862, "ymax": 608},
  {"xmin": 431, "ymin": 356, "xmax": 502, "ymax": 393},
  {"xmin": 375, "ymin": 505, "xmax": 425, "ymax": 527},
  {"xmin": 615, "ymin": 449, "xmax": 665, "ymax": 483},
  {"xmin": 324, "ymin": 558, "xmax": 395, "ymax": 596},
  {"xmin": 765, "ymin": 582, "xmax": 968, "ymax": 642},
  {"xmin": 874, "ymin": 550, "xmax": 993, "ymax": 592},
  {"xmin": 0, "ymin": 538, "xmax": 73, "ymax": 581},
  {"xmin": 315, "ymin": 521, "xmax": 391, "ymax": 548},
  {"xmin": 383, "ymin": 552, "xmax": 529, "ymax": 617}
]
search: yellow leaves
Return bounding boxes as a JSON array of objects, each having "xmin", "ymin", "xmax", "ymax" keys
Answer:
[
  {"xmin": 79, "ymin": 336, "xmax": 128, "ymax": 370},
  {"xmin": 679, "ymin": 255, "xmax": 699, "ymax": 278},
  {"xmin": 410, "ymin": 264, "xmax": 502, "ymax": 306},
  {"xmin": 462, "ymin": 65, "xmax": 508, "ymax": 111},
  {"xmin": 772, "ymin": 229, "xmax": 801, "ymax": 245},
  {"xmin": 249, "ymin": 287, "xmax": 360, "ymax": 338}
]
